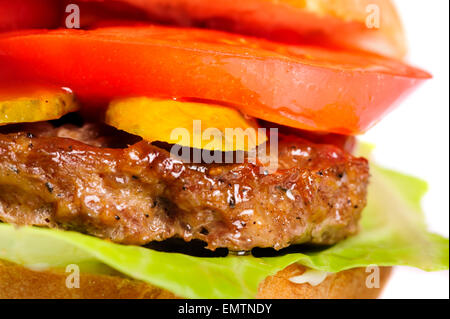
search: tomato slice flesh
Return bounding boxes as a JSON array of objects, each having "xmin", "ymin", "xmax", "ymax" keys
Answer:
[{"xmin": 0, "ymin": 26, "xmax": 430, "ymax": 135}]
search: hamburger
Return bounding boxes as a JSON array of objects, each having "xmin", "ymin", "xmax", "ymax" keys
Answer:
[{"xmin": 0, "ymin": 0, "xmax": 448, "ymax": 299}]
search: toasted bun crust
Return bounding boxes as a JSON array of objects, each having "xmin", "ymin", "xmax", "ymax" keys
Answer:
[
  {"xmin": 0, "ymin": 260, "xmax": 391, "ymax": 299},
  {"xmin": 103, "ymin": 0, "xmax": 406, "ymax": 59}
]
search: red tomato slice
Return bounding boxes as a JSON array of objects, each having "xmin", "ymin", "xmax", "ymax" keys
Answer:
[
  {"xmin": 0, "ymin": 0, "xmax": 61, "ymax": 32},
  {"xmin": 0, "ymin": 26, "xmax": 430, "ymax": 135}
]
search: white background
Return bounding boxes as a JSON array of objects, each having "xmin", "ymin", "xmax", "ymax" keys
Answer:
[{"xmin": 361, "ymin": 0, "xmax": 449, "ymax": 299}]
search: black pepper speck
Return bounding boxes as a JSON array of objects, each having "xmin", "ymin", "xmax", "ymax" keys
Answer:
[
  {"xmin": 45, "ymin": 182, "xmax": 53, "ymax": 193},
  {"xmin": 228, "ymin": 196, "xmax": 236, "ymax": 208}
]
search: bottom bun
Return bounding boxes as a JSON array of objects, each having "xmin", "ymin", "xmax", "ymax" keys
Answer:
[{"xmin": 0, "ymin": 260, "xmax": 391, "ymax": 299}]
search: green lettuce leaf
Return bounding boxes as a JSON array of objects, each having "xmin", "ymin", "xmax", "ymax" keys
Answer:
[{"xmin": 0, "ymin": 161, "xmax": 448, "ymax": 298}]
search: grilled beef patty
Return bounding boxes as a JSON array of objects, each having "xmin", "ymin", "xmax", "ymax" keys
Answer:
[{"xmin": 0, "ymin": 124, "xmax": 369, "ymax": 251}]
